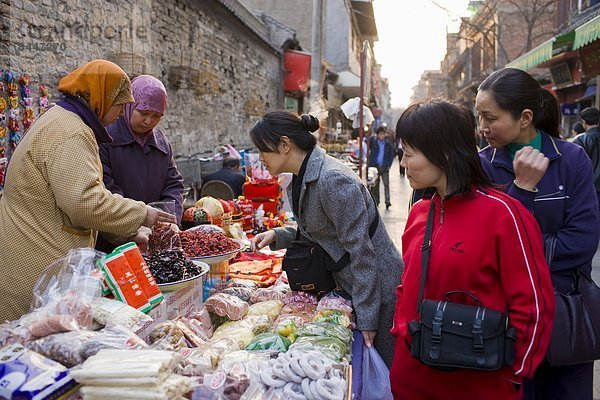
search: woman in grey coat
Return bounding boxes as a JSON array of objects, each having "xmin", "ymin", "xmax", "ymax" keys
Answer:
[{"xmin": 250, "ymin": 110, "xmax": 403, "ymax": 366}]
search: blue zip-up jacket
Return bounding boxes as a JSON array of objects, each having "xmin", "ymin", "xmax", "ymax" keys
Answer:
[
  {"xmin": 479, "ymin": 132, "xmax": 599, "ymax": 293},
  {"xmin": 368, "ymin": 136, "xmax": 395, "ymax": 171}
]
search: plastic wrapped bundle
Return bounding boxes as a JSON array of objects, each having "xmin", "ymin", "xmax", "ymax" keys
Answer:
[
  {"xmin": 205, "ymin": 293, "xmax": 249, "ymax": 321},
  {"xmin": 247, "ymin": 300, "xmax": 283, "ymax": 321},
  {"xmin": 245, "ymin": 333, "xmax": 291, "ymax": 352},
  {"xmin": 297, "ymin": 322, "xmax": 353, "ymax": 343}
]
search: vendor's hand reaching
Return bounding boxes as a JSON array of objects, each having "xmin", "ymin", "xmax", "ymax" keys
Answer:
[
  {"xmin": 132, "ymin": 226, "xmax": 152, "ymax": 253},
  {"xmin": 250, "ymin": 230, "xmax": 276, "ymax": 251},
  {"xmin": 513, "ymin": 146, "xmax": 549, "ymax": 191},
  {"xmin": 143, "ymin": 205, "xmax": 177, "ymax": 227},
  {"xmin": 362, "ymin": 330, "xmax": 377, "ymax": 347}
]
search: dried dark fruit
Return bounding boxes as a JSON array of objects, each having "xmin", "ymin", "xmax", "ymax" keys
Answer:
[{"xmin": 144, "ymin": 249, "xmax": 202, "ymax": 284}]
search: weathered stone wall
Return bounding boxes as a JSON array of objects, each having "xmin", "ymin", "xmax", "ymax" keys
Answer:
[{"xmin": 1, "ymin": 0, "xmax": 282, "ymax": 157}]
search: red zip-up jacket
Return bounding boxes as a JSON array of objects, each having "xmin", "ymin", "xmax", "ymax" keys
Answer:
[{"xmin": 390, "ymin": 188, "xmax": 554, "ymax": 400}]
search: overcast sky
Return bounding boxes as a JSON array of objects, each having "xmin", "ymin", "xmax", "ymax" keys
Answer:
[{"xmin": 373, "ymin": 0, "xmax": 471, "ymax": 108}]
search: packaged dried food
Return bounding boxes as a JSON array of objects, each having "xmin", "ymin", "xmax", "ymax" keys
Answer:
[
  {"xmin": 70, "ymin": 349, "xmax": 181, "ymax": 386},
  {"xmin": 175, "ymin": 316, "xmax": 211, "ymax": 343},
  {"xmin": 247, "ymin": 300, "xmax": 283, "ymax": 321},
  {"xmin": 188, "ymin": 304, "xmax": 214, "ymax": 338},
  {"xmin": 289, "ymin": 336, "xmax": 350, "ymax": 363},
  {"xmin": 81, "ymin": 324, "xmax": 148, "ymax": 359},
  {"xmin": 280, "ymin": 302, "xmax": 317, "ymax": 316},
  {"xmin": 0, "ymin": 323, "xmax": 30, "ymax": 348},
  {"xmin": 312, "ymin": 310, "xmax": 352, "ymax": 328},
  {"xmin": 80, "ymin": 374, "xmax": 195, "ymax": 400},
  {"xmin": 226, "ymin": 279, "xmax": 260, "ymax": 290},
  {"xmin": 23, "ymin": 249, "xmax": 103, "ymax": 338},
  {"xmin": 148, "ymin": 221, "xmax": 182, "ymax": 254},
  {"xmin": 317, "ymin": 291, "xmax": 354, "ymax": 315},
  {"xmin": 180, "ymin": 338, "xmax": 242, "ymax": 371},
  {"xmin": 221, "ymin": 286, "xmax": 253, "ymax": 302},
  {"xmin": 283, "ymin": 291, "xmax": 318, "ymax": 305},
  {"xmin": 274, "ymin": 314, "xmax": 312, "ymax": 330},
  {"xmin": 99, "ymin": 251, "xmax": 152, "ymax": 313},
  {"xmin": 205, "ymin": 293, "xmax": 249, "ymax": 321},
  {"xmin": 246, "ymin": 333, "xmax": 291, "ymax": 352},
  {"xmin": 115, "ymin": 242, "xmax": 164, "ymax": 306},
  {"xmin": 27, "ymin": 330, "xmax": 98, "ymax": 367},
  {"xmin": 274, "ymin": 319, "xmax": 298, "ymax": 342},
  {"xmin": 91, "ymin": 297, "xmax": 153, "ymax": 331},
  {"xmin": 249, "ymin": 284, "xmax": 290, "ymax": 304},
  {"xmin": 31, "ymin": 248, "xmax": 104, "ymax": 311},
  {"xmin": 21, "ymin": 294, "xmax": 93, "ymax": 339},
  {"xmin": 228, "ymin": 260, "xmax": 273, "ymax": 277},
  {"xmin": 211, "ymin": 316, "xmax": 271, "ymax": 347},
  {"xmin": 210, "ymin": 324, "xmax": 255, "ymax": 348},
  {"xmin": 218, "ymin": 350, "xmax": 275, "ymax": 372},
  {"xmin": 297, "ymin": 322, "xmax": 353, "ymax": 343},
  {"xmin": 192, "ymin": 371, "xmax": 250, "ymax": 400},
  {"xmin": 148, "ymin": 322, "xmax": 188, "ymax": 351},
  {"xmin": 0, "ymin": 344, "xmax": 76, "ymax": 399}
]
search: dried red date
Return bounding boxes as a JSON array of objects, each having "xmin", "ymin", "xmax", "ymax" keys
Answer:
[{"xmin": 179, "ymin": 231, "xmax": 239, "ymax": 257}]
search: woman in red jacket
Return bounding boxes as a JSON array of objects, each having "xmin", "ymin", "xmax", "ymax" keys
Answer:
[{"xmin": 390, "ymin": 99, "xmax": 555, "ymax": 399}]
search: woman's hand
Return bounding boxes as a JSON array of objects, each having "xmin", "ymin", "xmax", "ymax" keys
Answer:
[
  {"xmin": 362, "ymin": 330, "xmax": 377, "ymax": 347},
  {"xmin": 132, "ymin": 226, "xmax": 152, "ymax": 252},
  {"xmin": 143, "ymin": 205, "xmax": 177, "ymax": 227},
  {"xmin": 513, "ymin": 146, "xmax": 549, "ymax": 190},
  {"xmin": 250, "ymin": 230, "xmax": 277, "ymax": 251}
]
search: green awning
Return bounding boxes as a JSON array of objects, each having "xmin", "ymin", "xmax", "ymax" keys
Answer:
[
  {"xmin": 573, "ymin": 15, "xmax": 600, "ymax": 49},
  {"xmin": 506, "ymin": 38, "xmax": 555, "ymax": 70}
]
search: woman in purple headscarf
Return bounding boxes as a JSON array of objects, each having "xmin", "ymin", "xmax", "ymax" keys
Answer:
[{"xmin": 97, "ymin": 75, "xmax": 184, "ymax": 253}]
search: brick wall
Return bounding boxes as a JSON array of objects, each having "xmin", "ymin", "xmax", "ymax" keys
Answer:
[{"xmin": 1, "ymin": 0, "xmax": 282, "ymax": 157}]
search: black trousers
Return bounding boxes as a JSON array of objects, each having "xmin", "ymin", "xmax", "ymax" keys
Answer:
[{"xmin": 522, "ymin": 361, "xmax": 594, "ymax": 400}]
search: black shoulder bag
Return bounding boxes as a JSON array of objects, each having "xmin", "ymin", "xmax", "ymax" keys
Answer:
[
  {"xmin": 408, "ymin": 201, "xmax": 516, "ymax": 371},
  {"xmin": 282, "ymin": 200, "xmax": 380, "ymax": 294},
  {"xmin": 544, "ymin": 235, "xmax": 600, "ymax": 366}
]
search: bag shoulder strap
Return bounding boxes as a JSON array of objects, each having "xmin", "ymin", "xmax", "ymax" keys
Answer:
[
  {"xmin": 417, "ymin": 201, "xmax": 436, "ymax": 312},
  {"xmin": 299, "ymin": 186, "xmax": 380, "ymax": 243},
  {"xmin": 367, "ymin": 190, "xmax": 380, "ymax": 238}
]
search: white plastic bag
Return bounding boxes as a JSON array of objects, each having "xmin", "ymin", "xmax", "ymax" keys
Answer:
[{"xmin": 361, "ymin": 346, "xmax": 393, "ymax": 400}]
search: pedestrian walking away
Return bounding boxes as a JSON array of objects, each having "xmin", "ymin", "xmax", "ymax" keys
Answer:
[
  {"xmin": 573, "ymin": 107, "xmax": 600, "ymax": 214},
  {"xmin": 368, "ymin": 126, "xmax": 395, "ymax": 209}
]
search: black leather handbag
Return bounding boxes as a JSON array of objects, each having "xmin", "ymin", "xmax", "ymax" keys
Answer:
[
  {"xmin": 282, "ymin": 207, "xmax": 379, "ymax": 294},
  {"xmin": 408, "ymin": 202, "xmax": 516, "ymax": 371},
  {"xmin": 544, "ymin": 236, "xmax": 600, "ymax": 366}
]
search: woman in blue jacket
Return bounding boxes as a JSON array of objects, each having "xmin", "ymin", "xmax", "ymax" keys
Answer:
[
  {"xmin": 97, "ymin": 75, "xmax": 184, "ymax": 253},
  {"xmin": 476, "ymin": 68, "xmax": 600, "ymax": 400}
]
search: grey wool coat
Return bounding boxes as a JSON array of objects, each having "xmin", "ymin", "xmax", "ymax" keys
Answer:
[{"xmin": 272, "ymin": 146, "xmax": 403, "ymax": 365}]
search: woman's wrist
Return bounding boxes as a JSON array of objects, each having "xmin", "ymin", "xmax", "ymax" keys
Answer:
[{"xmin": 513, "ymin": 179, "xmax": 538, "ymax": 192}]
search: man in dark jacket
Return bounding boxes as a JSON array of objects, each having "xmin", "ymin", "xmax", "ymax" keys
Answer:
[
  {"xmin": 368, "ymin": 127, "xmax": 395, "ymax": 208},
  {"xmin": 574, "ymin": 107, "xmax": 600, "ymax": 213},
  {"xmin": 203, "ymin": 156, "xmax": 246, "ymax": 198}
]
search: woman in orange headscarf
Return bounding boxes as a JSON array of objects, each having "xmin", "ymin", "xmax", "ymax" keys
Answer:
[{"xmin": 0, "ymin": 60, "xmax": 176, "ymax": 321}]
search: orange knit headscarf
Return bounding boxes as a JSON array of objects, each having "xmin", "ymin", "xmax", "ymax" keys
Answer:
[{"xmin": 57, "ymin": 60, "xmax": 135, "ymax": 120}]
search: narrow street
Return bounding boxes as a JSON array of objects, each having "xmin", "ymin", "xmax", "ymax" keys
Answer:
[{"xmin": 377, "ymin": 159, "xmax": 600, "ymax": 399}]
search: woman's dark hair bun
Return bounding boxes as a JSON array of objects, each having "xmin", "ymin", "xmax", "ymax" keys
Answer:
[{"xmin": 299, "ymin": 114, "xmax": 320, "ymax": 132}]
